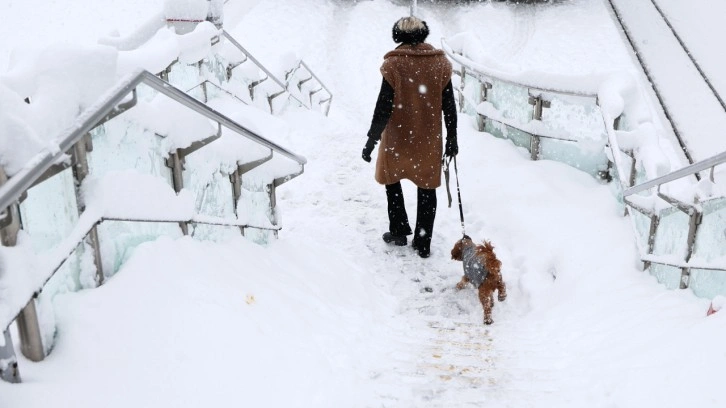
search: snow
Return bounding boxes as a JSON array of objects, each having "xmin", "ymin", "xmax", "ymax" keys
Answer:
[{"xmin": 2, "ymin": 0, "xmax": 726, "ymax": 407}]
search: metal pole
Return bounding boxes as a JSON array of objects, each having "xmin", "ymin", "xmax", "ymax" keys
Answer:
[
  {"xmin": 0, "ymin": 329, "xmax": 20, "ymax": 383},
  {"xmin": 167, "ymin": 152, "xmax": 189, "ymax": 235},
  {"xmin": 16, "ymin": 298, "xmax": 44, "ymax": 362},
  {"xmin": 267, "ymin": 182, "xmax": 279, "ymax": 239},
  {"xmin": 0, "ymin": 168, "xmax": 28, "ymax": 380},
  {"xmin": 529, "ymin": 95, "xmax": 550, "ymax": 161},
  {"xmin": 0, "ymin": 169, "xmax": 46, "ymax": 363},
  {"xmin": 72, "ymin": 139, "xmax": 104, "ymax": 285}
]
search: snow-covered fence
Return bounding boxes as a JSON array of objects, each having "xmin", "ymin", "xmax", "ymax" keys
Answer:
[
  {"xmin": 0, "ymin": 70, "xmax": 306, "ymax": 383},
  {"xmin": 442, "ymin": 37, "xmax": 726, "ymax": 301},
  {"xmin": 442, "ymin": 38, "xmax": 611, "ymax": 181}
]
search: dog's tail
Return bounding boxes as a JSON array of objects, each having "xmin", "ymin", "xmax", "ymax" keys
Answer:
[{"xmin": 478, "ymin": 241, "xmax": 501, "ymax": 273}]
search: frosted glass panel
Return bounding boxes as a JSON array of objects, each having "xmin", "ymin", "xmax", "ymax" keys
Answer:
[
  {"xmin": 183, "ymin": 154, "xmax": 238, "ymax": 241},
  {"xmin": 484, "ymin": 117, "xmax": 532, "ymax": 150},
  {"xmin": 690, "ymin": 269, "xmax": 726, "ymax": 299},
  {"xmin": 240, "ymin": 176, "xmax": 275, "ymax": 245},
  {"xmin": 97, "ymin": 220, "xmax": 183, "ymax": 277},
  {"xmin": 628, "ymin": 208, "xmax": 653, "ymax": 255},
  {"xmin": 18, "ymin": 168, "xmax": 79, "ymax": 253},
  {"xmin": 539, "ymin": 94, "xmax": 608, "ymax": 178},
  {"xmin": 88, "ymin": 120, "xmax": 173, "ymax": 184},
  {"xmin": 540, "ymin": 138, "xmax": 608, "ymax": 177},
  {"xmin": 169, "ymin": 61, "xmax": 203, "ymax": 94},
  {"xmin": 652, "ymin": 207, "xmax": 689, "ymax": 259},
  {"xmin": 650, "ymin": 263, "xmax": 682, "ymax": 290},
  {"xmin": 692, "ymin": 198, "xmax": 726, "ymax": 262}
]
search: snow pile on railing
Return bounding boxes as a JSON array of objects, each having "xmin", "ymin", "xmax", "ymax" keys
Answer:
[
  {"xmin": 445, "ymin": 32, "xmax": 678, "ymax": 190},
  {"xmin": 0, "ymin": 21, "xmax": 220, "ymax": 178}
]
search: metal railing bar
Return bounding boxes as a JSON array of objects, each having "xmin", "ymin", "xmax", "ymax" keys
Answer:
[
  {"xmin": 0, "ymin": 70, "xmax": 307, "ymax": 215},
  {"xmin": 273, "ymin": 165, "xmax": 305, "ymax": 188},
  {"xmin": 28, "ymin": 162, "xmax": 72, "ymax": 190},
  {"xmin": 239, "ymin": 151, "xmax": 274, "ymax": 174},
  {"xmin": 442, "ymin": 39, "xmax": 599, "ymax": 99},
  {"xmin": 641, "ymin": 255, "xmax": 726, "ymax": 272},
  {"xmin": 605, "ymin": 0, "xmax": 695, "ymax": 168},
  {"xmin": 102, "ymin": 215, "xmax": 279, "ymax": 230},
  {"xmin": 177, "ymin": 123, "xmax": 222, "ymax": 158},
  {"xmin": 1, "ymin": 212, "xmax": 281, "ymax": 332},
  {"xmin": 221, "ymin": 31, "xmax": 309, "ymax": 108},
  {"xmin": 649, "ymin": 0, "xmax": 726, "ymax": 114},
  {"xmin": 623, "ymin": 150, "xmax": 726, "ymax": 197},
  {"xmin": 138, "ymin": 71, "xmax": 307, "ymax": 165},
  {"xmin": 0, "ymin": 72, "xmax": 146, "ymax": 214},
  {"xmin": 299, "ymin": 61, "xmax": 333, "ymax": 99},
  {"xmin": 455, "ymin": 87, "xmax": 579, "ymax": 143},
  {"xmin": 187, "ymin": 80, "xmax": 248, "ymax": 105}
]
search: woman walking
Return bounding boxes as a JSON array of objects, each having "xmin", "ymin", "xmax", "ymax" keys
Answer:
[{"xmin": 362, "ymin": 16, "xmax": 458, "ymax": 258}]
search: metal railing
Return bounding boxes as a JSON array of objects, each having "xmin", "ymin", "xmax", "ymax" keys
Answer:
[
  {"xmin": 442, "ymin": 37, "xmax": 726, "ymax": 296},
  {"xmin": 0, "ymin": 69, "xmax": 307, "ymax": 383},
  {"xmin": 442, "ymin": 38, "xmax": 611, "ymax": 178},
  {"xmin": 221, "ymin": 31, "xmax": 333, "ymax": 116}
]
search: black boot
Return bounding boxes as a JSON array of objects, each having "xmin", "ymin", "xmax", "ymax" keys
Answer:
[
  {"xmin": 382, "ymin": 232, "xmax": 407, "ymax": 246},
  {"xmin": 385, "ymin": 182, "xmax": 412, "ymax": 244},
  {"xmin": 412, "ymin": 187, "xmax": 437, "ymax": 258}
]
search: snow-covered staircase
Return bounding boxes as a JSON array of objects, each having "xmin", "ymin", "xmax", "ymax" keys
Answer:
[{"xmin": 0, "ymin": 11, "xmax": 330, "ymax": 383}]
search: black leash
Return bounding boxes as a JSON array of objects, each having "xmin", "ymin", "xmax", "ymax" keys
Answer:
[{"xmin": 444, "ymin": 155, "xmax": 466, "ymax": 237}]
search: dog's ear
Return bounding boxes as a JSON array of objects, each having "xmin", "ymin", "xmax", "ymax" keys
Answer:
[{"xmin": 451, "ymin": 240, "xmax": 464, "ymax": 261}]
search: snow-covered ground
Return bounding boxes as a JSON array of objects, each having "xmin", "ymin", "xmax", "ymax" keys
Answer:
[{"xmin": 2, "ymin": 0, "xmax": 726, "ymax": 407}]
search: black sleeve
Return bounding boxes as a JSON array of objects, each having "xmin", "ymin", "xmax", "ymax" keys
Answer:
[
  {"xmin": 442, "ymin": 80, "xmax": 457, "ymax": 139},
  {"xmin": 366, "ymin": 78, "xmax": 395, "ymax": 141}
]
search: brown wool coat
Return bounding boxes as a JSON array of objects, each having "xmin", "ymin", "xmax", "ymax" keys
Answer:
[{"xmin": 375, "ymin": 43, "xmax": 453, "ymax": 189}]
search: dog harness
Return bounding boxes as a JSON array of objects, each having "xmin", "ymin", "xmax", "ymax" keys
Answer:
[{"xmin": 462, "ymin": 245, "xmax": 488, "ymax": 287}]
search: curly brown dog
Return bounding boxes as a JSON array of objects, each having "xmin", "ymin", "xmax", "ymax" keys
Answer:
[{"xmin": 451, "ymin": 235, "xmax": 507, "ymax": 325}]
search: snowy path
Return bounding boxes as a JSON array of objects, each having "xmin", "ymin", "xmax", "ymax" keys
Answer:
[
  {"xmin": 235, "ymin": 1, "xmax": 703, "ymax": 406},
  {"xmin": 3, "ymin": 1, "xmax": 726, "ymax": 407}
]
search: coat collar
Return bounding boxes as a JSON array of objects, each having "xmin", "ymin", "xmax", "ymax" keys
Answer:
[{"xmin": 384, "ymin": 43, "xmax": 444, "ymax": 59}]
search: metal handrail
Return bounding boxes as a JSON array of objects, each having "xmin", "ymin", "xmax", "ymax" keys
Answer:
[
  {"xmin": 221, "ymin": 30, "xmax": 310, "ymax": 109},
  {"xmin": 623, "ymin": 150, "xmax": 726, "ymax": 197},
  {"xmin": 1, "ymin": 212, "xmax": 279, "ymax": 332},
  {"xmin": 441, "ymin": 38, "xmax": 599, "ymax": 99},
  {"xmin": 0, "ymin": 69, "xmax": 307, "ymax": 214}
]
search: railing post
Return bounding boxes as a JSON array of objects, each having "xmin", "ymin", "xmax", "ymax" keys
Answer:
[
  {"xmin": 71, "ymin": 137, "xmax": 104, "ymax": 285},
  {"xmin": 0, "ymin": 169, "xmax": 46, "ymax": 364},
  {"xmin": 0, "ymin": 329, "xmax": 20, "ymax": 383},
  {"xmin": 458, "ymin": 66, "xmax": 466, "ymax": 113},
  {"xmin": 0, "ymin": 168, "xmax": 22, "ymax": 383},
  {"xmin": 229, "ymin": 169, "xmax": 245, "ymax": 236},
  {"xmin": 15, "ymin": 297, "xmax": 44, "ymax": 362},
  {"xmin": 476, "ymin": 81, "xmax": 493, "ymax": 132},
  {"xmin": 166, "ymin": 151, "xmax": 189, "ymax": 235},
  {"xmin": 267, "ymin": 181, "xmax": 279, "ymax": 239},
  {"xmin": 680, "ymin": 209, "xmax": 703, "ymax": 289},
  {"xmin": 528, "ymin": 95, "xmax": 551, "ymax": 161}
]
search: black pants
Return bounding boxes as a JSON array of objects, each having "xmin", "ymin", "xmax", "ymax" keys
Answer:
[{"xmin": 385, "ymin": 182, "xmax": 437, "ymax": 249}]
